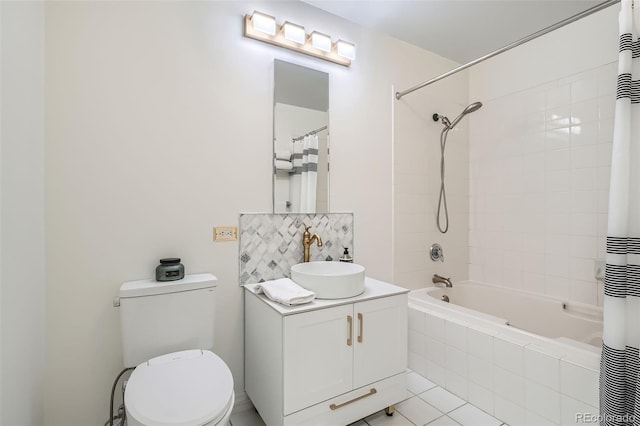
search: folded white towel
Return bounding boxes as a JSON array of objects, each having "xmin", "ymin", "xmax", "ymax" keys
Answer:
[
  {"xmin": 255, "ymin": 278, "xmax": 315, "ymax": 306},
  {"xmin": 275, "ymin": 150, "xmax": 292, "ymax": 161},
  {"xmin": 274, "ymin": 159, "xmax": 293, "ymax": 171}
]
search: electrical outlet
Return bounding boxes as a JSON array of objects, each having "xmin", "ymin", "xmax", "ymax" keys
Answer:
[{"xmin": 214, "ymin": 226, "xmax": 237, "ymax": 242}]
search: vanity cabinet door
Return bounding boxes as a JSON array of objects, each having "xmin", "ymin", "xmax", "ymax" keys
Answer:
[
  {"xmin": 283, "ymin": 304, "xmax": 354, "ymax": 415},
  {"xmin": 352, "ymin": 294, "xmax": 408, "ymax": 389}
]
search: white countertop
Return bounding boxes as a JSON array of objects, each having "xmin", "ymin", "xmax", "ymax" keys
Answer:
[{"xmin": 243, "ymin": 277, "xmax": 409, "ymax": 316}]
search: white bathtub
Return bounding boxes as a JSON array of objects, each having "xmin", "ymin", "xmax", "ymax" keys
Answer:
[
  {"xmin": 411, "ymin": 281, "xmax": 603, "ymax": 347},
  {"xmin": 407, "ymin": 281, "xmax": 601, "ymax": 425}
]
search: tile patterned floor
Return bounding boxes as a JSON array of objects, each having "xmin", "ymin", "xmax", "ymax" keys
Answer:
[{"xmin": 230, "ymin": 370, "xmax": 507, "ymax": 426}]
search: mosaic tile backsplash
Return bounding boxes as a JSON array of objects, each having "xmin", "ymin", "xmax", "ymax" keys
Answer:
[{"xmin": 239, "ymin": 213, "xmax": 354, "ymax": 285}]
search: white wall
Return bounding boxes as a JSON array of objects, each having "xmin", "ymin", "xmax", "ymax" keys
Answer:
[
  {"xmin": 468, "ymin": 5, "xmax": 619, "ymax": 305},
  {"xmin": 1, "ymin": 1, "xmax": 46, "ymax": 424},
  {"xmin": 42, "ymin": 1, "xmax": 455, "ymax": 424}
]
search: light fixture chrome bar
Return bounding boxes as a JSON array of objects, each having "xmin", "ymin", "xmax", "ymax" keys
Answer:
[
  {"xmin": 293, "ymin": 125, "xmax": 328, "ymax": 141},
  {"xmin": 395, "ymin": 0, "xmax": 620, "ymax": 100}
]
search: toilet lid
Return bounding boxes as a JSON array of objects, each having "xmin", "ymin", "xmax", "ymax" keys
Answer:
[{"xmin": 125, "ymin": 350, "xmax": 234, "ymax": 426}]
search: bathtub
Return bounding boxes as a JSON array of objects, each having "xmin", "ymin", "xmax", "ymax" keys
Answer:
[{"xmin": 407, "ymin": 281, "xmax": 601, "ymax": 425}]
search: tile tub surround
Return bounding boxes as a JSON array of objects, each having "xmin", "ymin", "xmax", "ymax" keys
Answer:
[
  {"xmin": 238, "ymin": 213, "xmax": 353, "ymax": 285},
  {"xmin": 408, "ymin": 304, "xmax": 600, "ymax": 426},
  {"xmin": 469, "ymin": 63, "xmax": 617, "ymax": 307}
]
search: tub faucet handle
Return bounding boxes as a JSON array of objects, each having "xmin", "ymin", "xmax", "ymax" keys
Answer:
[{"xmin": 430, "ymin": 243, "xmax": 444, "ymax": 262}]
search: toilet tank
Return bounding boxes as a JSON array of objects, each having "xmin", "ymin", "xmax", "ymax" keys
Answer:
[{"xmin": 119, "ymin": 273, "xmax": 217, "ymax": 367}]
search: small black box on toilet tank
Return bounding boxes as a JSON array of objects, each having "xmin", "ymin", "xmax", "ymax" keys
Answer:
[{"xmin": 155, "ymin": 258, "xmax": 185, "ymax": 281}]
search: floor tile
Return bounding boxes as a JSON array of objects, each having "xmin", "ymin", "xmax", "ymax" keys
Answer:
[
  {"xmin": 348, "ymin": 420, "xmax": 368, "ymax": 425},
  {"xmin": 407, "ymin": 371, "xmax": 437, "ymax": 395},
  {"xmin": 426, "ymin": 415, "xmax": 463, "ymax": 425},
  {"xmin": 448, "ymin": 404, "xmax": 503, "ymax": 426},
  {"xmin": 396, "ymin": 396, "xmax": 443, "ymax": 426},
  {"xmin": 418, "ymin": 387, "xmax": 465, "ymax": 413},
  {"xmin": 365, "ymin": 410, "xmax": 415, "ymax": 425},
  {"xmin": 230, "ymin": 409, "xmax": 265, "ymax": 426}
]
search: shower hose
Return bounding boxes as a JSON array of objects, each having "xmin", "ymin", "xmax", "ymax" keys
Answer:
[{"xmin": 437, "ymin": 126, "xmax": 450, "ymax": 234}]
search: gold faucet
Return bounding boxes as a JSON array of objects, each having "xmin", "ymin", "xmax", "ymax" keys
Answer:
[{"xmin": 302, "ymin": 226, "xmax": 323, "ymax": 262}]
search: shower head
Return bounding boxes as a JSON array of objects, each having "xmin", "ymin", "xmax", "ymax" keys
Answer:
[{"xmin": 448, "ymin": 101, "xmax": 482, "ymax": 129}]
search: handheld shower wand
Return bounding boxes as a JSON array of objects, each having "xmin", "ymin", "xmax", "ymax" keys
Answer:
[{"xmin": 432, "ymin": 102, "xmax": 483, "ymax": 233}]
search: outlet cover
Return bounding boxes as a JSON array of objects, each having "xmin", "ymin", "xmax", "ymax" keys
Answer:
[{"xmin": 214, "ymin": 226, "xmax": 237, "ymax": 242}]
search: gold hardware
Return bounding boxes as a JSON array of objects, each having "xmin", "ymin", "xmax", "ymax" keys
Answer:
[
  {"xmin": 347, "ymin": 315, "xmax": 353, "ymax": 346},
  {"xmin": 302, "ymin": 225, "xmax": 323, "ymax": 262},
  {"xmin": 357, "ymin": 313, "xmax": 363, "ymax": 343},
  {"xmin": 384, "ymin": 405, "xmax": 396, "ymax": 415},
  {"xmin": 330, "ymin": 388, "xmax": 377, "ymax": 410}
]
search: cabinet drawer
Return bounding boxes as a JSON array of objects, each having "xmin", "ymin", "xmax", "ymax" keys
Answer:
[{"xmin": 283, "ymin": 373, "xmax": 407, "ymax": 426}]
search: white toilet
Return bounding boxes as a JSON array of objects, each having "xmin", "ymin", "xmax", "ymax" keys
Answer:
[{"xmin": 119, "ymin": 273, "xmax": 234, "ymax": 426}]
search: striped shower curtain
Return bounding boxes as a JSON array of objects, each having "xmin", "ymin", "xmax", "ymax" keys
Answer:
[
  {"xmin": 290, "ymin": 135, "xmax": 318, "ymax": 213},
  {"xmin": 600, "ymin": 1, "xmax": 640, "ymax": 424}
]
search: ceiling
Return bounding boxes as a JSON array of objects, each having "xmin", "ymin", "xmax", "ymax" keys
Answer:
[{"xmin": 303, "ymin": 0, "xmax": 607, "ymax": 64}]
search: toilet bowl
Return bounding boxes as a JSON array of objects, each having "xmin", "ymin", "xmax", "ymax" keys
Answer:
[
  {"xmin": 125, "ymin": 350, "xmax": 234, "ymax": 426},
  {"xmin": 118, "ymin": 274, "xmax": 233, "ymax": 426}
]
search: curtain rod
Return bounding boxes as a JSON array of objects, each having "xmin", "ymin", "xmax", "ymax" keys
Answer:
[
  {"xmin": 293, "ymin": 125, "xmax": 328, "ymax": 141},
  {"xmin": 395, "ymin": 0, "xmax": 621, "ymax": 100}
]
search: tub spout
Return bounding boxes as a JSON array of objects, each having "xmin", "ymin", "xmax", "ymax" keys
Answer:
[{"xmin": 432, "ymin": 274, "xmax": 452, "ymax": 287}]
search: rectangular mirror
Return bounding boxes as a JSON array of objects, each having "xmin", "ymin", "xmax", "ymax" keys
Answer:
[{"xmin": 273, "ymin": 60, "xmax": 329, "ymax": 213}]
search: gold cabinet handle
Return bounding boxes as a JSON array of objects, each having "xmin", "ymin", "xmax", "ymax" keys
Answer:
[
  {"xmin": 357, "ymin": 313, "xmax": 363, "ymax": 343},
  {"xmin": 330, "ymin": 388, "xmax": 377, "ymax": 410},
  {"xmin": 347, "ymin": 315, "xmax": 353, "ymax": 346}
]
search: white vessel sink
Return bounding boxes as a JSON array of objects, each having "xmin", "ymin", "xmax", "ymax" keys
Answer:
[{"xmin": 290, "ymin": 261, "xmax": 365, "ymax": 299}]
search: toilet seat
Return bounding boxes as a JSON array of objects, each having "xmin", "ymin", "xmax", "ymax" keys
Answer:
[{"xmin": 125, "ymin": 349, "xmax": 234, "ymax": 426}]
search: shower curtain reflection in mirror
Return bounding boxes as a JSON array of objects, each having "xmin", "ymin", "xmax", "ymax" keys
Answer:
[{"xmin": 273, "ymin": 60, "xmax": 329, "ymax": 213}]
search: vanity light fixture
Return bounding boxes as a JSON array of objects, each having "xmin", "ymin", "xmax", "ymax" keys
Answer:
[
  {"xmin": 250, "ymin": 11, "xmax": 277, "ymax": 36},
  {"xmin": 282, "ymin": 21, "xmax": 306, "ymax": 44},
  {"xmin": 243, "ymin": 11, "xmax": 354, "ymax": 67},
  {"xmin": 335, "ymin": 40, "xmax": 356, "ymax": 60},
  {"xmin": 310, "ymin": 31, "xmax": 332, "ymax": 52}
]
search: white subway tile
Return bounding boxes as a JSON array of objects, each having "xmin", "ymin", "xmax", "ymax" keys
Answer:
[
  {"xmin": 408, "ymin": 308, "xmax": 426, "ymax": 334},
  {"xmin": 544, "ymin": 276, "xmax": 571, "ymax": 300},
  {"xmin": 524, "ymin": 344, "xmax": 562, "ymax": 391},
  {"xmin": 547, "ymin": 85, "xmax": 571, "ymax": 110},
  {"xmin": 494, "ymin": 395, "xmax": 525, "ymax": 426},
  {"xmin": 560, "ymin": 360, "xmax": 599, "ymax": 407},
  {"xmin": 571, "ymin": 168, "xmax": 597, "ymax": 192},
  {"xmin": 560, "ymin": 394, "xmax": 598, "ymax": 426},
  {"xmin": 425, "ymin": 313, "xmax": 446, "ymax": 341},
  {"xmin": 571, "ymin": 75, "xmax": 598, "ymax": 103},
  {"xmin": 467, "ymin": 382, "xmax": 495, "ymax": 415},
  {"xmin": 446, "ymin": 345, "xmax": 468, "ymax": 378},
  {"xmin": 571, "ymin": 99, "xmax": 599, "ymax": 125},
  {"xmin": 408, "ymin": 330, "xmax": 425, "ymax": 357},
  {"xmin": 468, "ymin": 355, "xmax": 493, "ymax": 388},
  {"xmin": 445, "ymin": 370, "xmax": 468, "ymax": 400},
  {"xmin": 494, "ymin": 366, "xmax": 524, "ymax": 405},
  {"xmin": 571, "ymin": 122, "xmax": 598, "ymax": 147},
  {"xmin": 407, "ymin": 351, "xmax": 426, "ymax": 378},
  {"xmin": 425, "ymin": 336, "xmax": 446, "ymax": 366},
  {"xmin": 425, "ymin": 359, "xmax": 447, "ymax": 387},
  {"xmin": 525, "ymin": 380, "xmax": 561, "ymax": 423},
  {"xmin": 445, "ymin": 320, "xmax": 469, "ymax": 352}
]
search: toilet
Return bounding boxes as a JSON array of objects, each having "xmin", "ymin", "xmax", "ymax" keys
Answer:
[{"xmin": 119, "ymin": 273, "xmax": 234, "ymax": 426}]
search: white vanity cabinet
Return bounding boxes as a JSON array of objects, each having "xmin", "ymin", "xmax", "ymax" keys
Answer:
[{"xmin": 244, "ymin": 278, "xmax": 408, "ymax": 426}]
